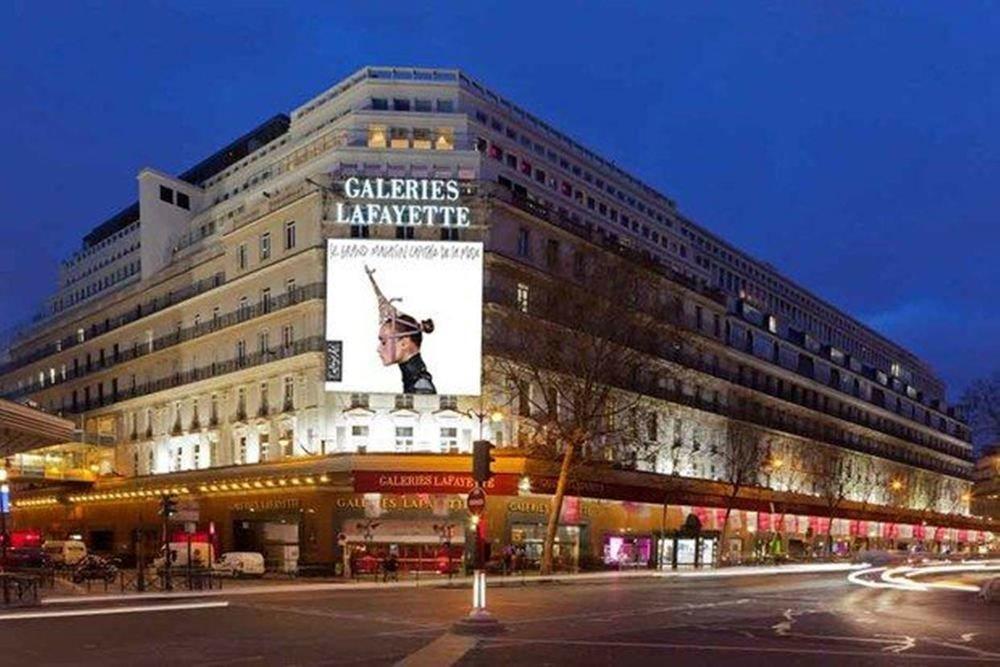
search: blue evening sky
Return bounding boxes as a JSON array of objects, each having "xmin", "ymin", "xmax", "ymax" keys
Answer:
[{"xmin": 1, "ymin": 2, "xmax": 997, "ymax": 400}]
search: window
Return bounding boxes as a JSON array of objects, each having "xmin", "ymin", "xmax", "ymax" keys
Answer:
[
  {"xmin": 440, "ymin": 427, "xmax": 458, "ymax": 453},
  {"xmin": 259, "ymin": 233, "xmax": 271, "ymax": 260},
  {"xmin": 413, "ymin": 127, "xmax": 432, "ymax": 150},
  {"xmin": 371, "ymin": 97, "xmax": 388, "ymax": 111},
  {"xmin": 396, "ymin": 226, "xmax": 415, "ymax": 239},
  {"xmin": 261, "ymin": 287, "xmax": 272, "ymax": 312},
  {"xmin": 436, "ymin": 99, "xmax": 454, "ymax": 113},
  {"xmin": 395, "ymin": 394, "xmax": 414, "ymax": 410},
  {"xmin": 258, "ymin": 330, "xmax": 270, "ymax": 355},
  {"xmin": 439, "ymin": 395, "xmax": 458, "ymax": 411},
  {"xmin": 545, "ymin": 239, "xmax": 560, "ymax": 268},
  {"xmin": 414, "ymin": 99, "xmax": 432, "ymax": 112},
  {"xmin": 516, "ymin": 283, "xmax": 529, "ymax": 313},
  {"xmin": 159, "ymin": 185, "xmax": 174, "ymax": 203},
  {"xmin": 395, "ymin": 426, "xmax": 414, "ymax": 451},
  {"xmin": 259, "ymin": 381, "xmax": 269, "ymax": 415},
  {"xmin": 237, "ymin": 387, "xmax": 247, "ymax": 418},
  {"xmin": 236, "ymin": 339, "xmax": 247, "ymax": 363},
  {"xmin": 281, "ymin": 324, "xmax": 294, "ymax": 348},
  {"xmin": 440, "ymin": 227, "xmax": 459, "ymax": 241},
  {"xmin": 516, "ymin": 227, "xmax": 531, "ymax": 257},
  {"xmin": 283, "ymin": 376, "xmax": 294, "ymax": 410},
  {"xmin": 434, "ymin": 127, "xmax": 454, "ymax": 150},
  {"xmin": 350, "ymin": 393, "xmax": 369, "ymax": 409},
  {"xmin": 284, "ymin": 221, "xmax": 296, "ymax": 249},
  {"xmin": 238, "ymin": 436, "xmax": 248, "ymax": 464},
  {"xmin": 392, "ymin": 98, "xmax": 410, "ymax": 111},
  {"xmin": 237, "ymin": 243, "xmax": 248, "ymax": 270},
  {"xmin": 351, "ymin": 425, "xmax": 369, "ymax": 451},
  {"xmin": 286, "ymin": 277, "xmax": 296, "ymax": 294},
  {"xmin": 238, "ymin": 296, "xmax": 250, "ymax": 319},
  {"xmin": 367, "ymin": 125, "xmax": 387, "ymax": 148},
  {"xmin": 176, "ymin": 192, "xmax": 190, "ymax": 210},
  {"xmin": 350, "ymin": 225, "xmax": 370, "ymax": 238},
  {"xmin": 389, "ymin": 127, "xmax": 409, "ymax": 148}
]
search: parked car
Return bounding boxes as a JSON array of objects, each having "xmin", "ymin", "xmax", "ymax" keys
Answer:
[
  {"xmin": 72, "ymin": 555, "xmax": 118, "ymax": 584},
  {"xmin": 153, "ymin": 541, "xmax": 215, "ymax": 570},
  {"xmin": 213, "ymin": 552, "xmax": 265, "ymax": 578},
  {"xmin": 1, "ymin": 547, "xmax": 52, "ymax": 569},
  {"xmin": 43, "ymin": 540, "xmax": 88, "ymax": 567}
]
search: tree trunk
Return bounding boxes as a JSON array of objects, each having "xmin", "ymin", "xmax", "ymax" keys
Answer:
[
  {"xmin": 717, "ymin": 504, "xmax": 733, "ymax": 566},
  {"xmin": 825, "ymin": 507, "xmax": 836, "ymax": 558},
  {"xmin": 540, "ymin": 441, "xmax": 574, "ymax": 575}
]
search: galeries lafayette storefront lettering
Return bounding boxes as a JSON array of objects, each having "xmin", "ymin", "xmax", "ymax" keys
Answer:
[
  {"xmin": 353, "ymin": 471, "xmax": 518, "ymax": 495},
  {"xmin": 334, "ymin": 177, "xmax": 471, "ymax": 227}
]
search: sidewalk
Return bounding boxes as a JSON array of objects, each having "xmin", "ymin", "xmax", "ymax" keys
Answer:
[{"xmin": 39, "ymin": 562, "xmax": 865, "ymax": 606}]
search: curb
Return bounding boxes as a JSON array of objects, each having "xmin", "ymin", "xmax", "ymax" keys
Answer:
[{"xmin": 40, "ymin": 563, "xmax": 864, "ymax": 605}]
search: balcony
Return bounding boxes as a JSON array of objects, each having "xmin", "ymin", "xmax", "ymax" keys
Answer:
[
  {"xmin": 4, "ymin": 282, "xmax": 325, "ymax": 402},
  {"xmin": 65, "ymin": 336, "xmax": 325, "ymax": 413},
  {"xmin": 3, "ymin": 271, "xmax": 227, "ymax": 376}
]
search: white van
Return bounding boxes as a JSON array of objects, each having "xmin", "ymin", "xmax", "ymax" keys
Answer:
[
  {"xmin": 43, "ymin": 540, "xmax": 87, "ymax": 566},
  {"xmin": 213, "ymin": 552, "xmax": 265, "ymax": 578},
  {"xmin": 154, "ymin": 541, "xmax": 215, "ymax": 570}
]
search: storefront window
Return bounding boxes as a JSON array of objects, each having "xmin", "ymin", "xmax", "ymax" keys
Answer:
[
  {"xmin": 604, "ymin": 535, "xmax": 652, "ymax": 567},
  {"xmin": 510, "ymin": 523, "xmax": 580, "ymax": 570}
]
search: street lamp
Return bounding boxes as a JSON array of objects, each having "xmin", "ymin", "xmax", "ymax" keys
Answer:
[{"xmin": 890, "ymin": 479, "xmax": 904, "ymax": 492}]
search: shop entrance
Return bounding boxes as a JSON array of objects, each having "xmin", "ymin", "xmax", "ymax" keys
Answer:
[
  {"xmin": 233, "ymin": 519, "xmax": 299, "ymax": 573},
  {"xmin": 340, "ymin": 519, "xmax": 466, "ymax": 576},
  {"xmin": 510, "ymin": 523, "xmax": 580, "ymax": 571}
]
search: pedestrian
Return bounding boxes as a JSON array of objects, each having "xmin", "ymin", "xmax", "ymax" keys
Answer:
[
  {"xmin": 384, "ymin": 551, "xmax": 399, "ymax": 582},
  {"xmin": 502, "ymin": 544, "xmax": 514, "ymax": 576}
]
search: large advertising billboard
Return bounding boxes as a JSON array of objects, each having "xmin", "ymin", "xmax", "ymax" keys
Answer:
[{"xmin": 325, "ymin": 239, "xmax": 483, "ymax": 396}]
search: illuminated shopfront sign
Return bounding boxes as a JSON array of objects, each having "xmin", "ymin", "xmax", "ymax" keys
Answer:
[{"xmin": 334, "ymin": 177, "xmax": 471, "ymax": 227}]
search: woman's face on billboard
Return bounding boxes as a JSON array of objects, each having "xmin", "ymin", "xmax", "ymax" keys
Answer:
[{"xmin": 377, "ymin": 323, "xmax": 417, "ymax": 366}]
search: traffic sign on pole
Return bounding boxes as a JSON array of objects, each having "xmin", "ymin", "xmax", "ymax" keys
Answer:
[{"xmin": 467, "ymin": 486, "xmax": 486, "ymax": 515}]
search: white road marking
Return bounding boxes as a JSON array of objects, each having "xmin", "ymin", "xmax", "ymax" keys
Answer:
[
  {"xmin": 481, "ymin": 636, "xmax": 1000, "ymax": 662},
  {"xmin": 394, "ymin": 633, "xmax": 477, "ymax": 667},
  {"xmin": 0, "ymin": 600, "xmax": 229, "ymax": 621}
]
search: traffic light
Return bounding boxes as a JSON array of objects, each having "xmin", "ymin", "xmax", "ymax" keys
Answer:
[
  {"xmin": 160, "ymin": 494, "xmax": 177, "ymax": 518},
  {"xmin": 472, "ymin": 440, "xmax": 495, "ymax": 484}
]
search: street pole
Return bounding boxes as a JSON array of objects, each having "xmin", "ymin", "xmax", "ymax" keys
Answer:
[
  {"xmin": 453, "ymin": 444, "xmax": 503, "ymax": 635},
  {"xmin": 0, "ymin": 462, "xmax": 10, "ymax": 564}
]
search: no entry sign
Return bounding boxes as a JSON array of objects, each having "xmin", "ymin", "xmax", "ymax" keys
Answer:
[{"xmin": 467, "ymin": 486, "xmax": 487, "ymax": 515}]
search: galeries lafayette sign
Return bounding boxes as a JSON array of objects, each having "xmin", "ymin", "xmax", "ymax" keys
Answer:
[
  {"xmin": 353, "ymin": 471, "xmax": 517, "ymax": 495},
  {"xmin": 334, "ymin": 177, "xmax": 471, "ymax": 227}
]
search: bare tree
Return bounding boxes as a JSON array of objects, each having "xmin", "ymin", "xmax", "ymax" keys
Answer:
[
  {"xmin": 959, "ymin": 371, "xmax": 1000, "ymax": 451},
  {"xmin": 810, "ymin": 448, "xmax": 858, "ymax": 556},
  {"xmin": 485, "ymin": 251, "xmax": 677, "ymax": 574},
  {"xmin": 715, "ymin": 419, "xmax": 769, "ymax": 564}
]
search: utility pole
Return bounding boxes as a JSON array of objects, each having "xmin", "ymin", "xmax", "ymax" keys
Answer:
[
  {"xmin": 452, "ymin": 440, "xmax": 503, "ymax": 635},
  {"xmin": 160, "ymin": 494, "xmax": 177, "ymax": 591}
]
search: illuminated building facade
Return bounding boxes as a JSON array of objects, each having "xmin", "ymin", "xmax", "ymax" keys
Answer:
[{"xmin": 1, "ymin": 67, "xmax": 992, "ymax": 570}]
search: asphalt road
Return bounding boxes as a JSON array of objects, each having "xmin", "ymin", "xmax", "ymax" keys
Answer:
[{"xmin": 1, "ymin": 573, "xmax": 998, "ymax": 666}]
